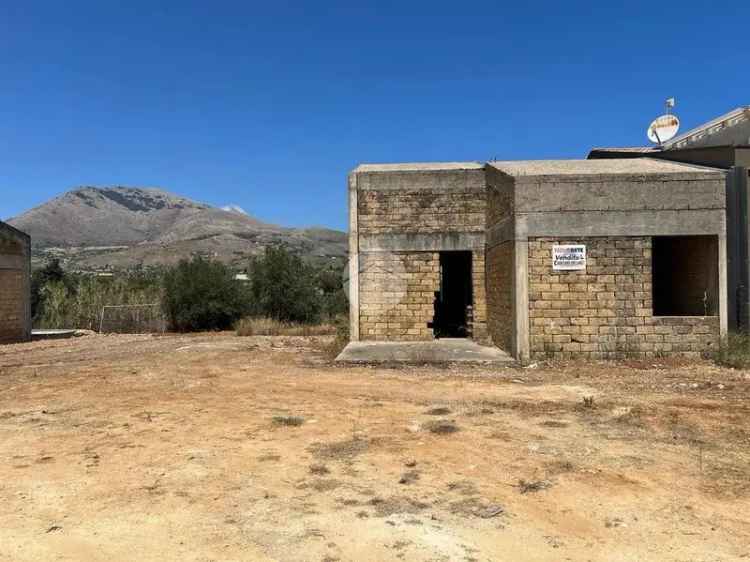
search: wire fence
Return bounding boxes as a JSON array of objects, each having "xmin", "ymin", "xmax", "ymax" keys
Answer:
[{"xmin": 98, "ymin": 304, "xmax": 167, "ymax": 334}]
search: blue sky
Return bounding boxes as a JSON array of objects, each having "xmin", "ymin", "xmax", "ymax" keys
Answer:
[{"xmin": 1, "ymin": 1, "xmax": 747, "ymax": 230}]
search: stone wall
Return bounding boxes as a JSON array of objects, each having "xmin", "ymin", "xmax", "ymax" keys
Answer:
[
  {"xmin": 471, "ymin": 249, "xmax": 488, "ymax": 342},
  {"xmin": 359, "ymin": 252, "xmax": 439, "ymax": 341},
  {"xmin": 528, "ymin": 236, "xmax": 720, "ymax": 359},
  {"xmin": 0, "ymin": 269, "xmax": 25, "ymax": 343},
  {"xmin": 486, "ymin": 242, "xmax": 515, "ymax": 353},
  {"xmin": 353, "ymin": 165, "xmax": 488, "ymax": 343},
  {"xmin": 0, "ymin": 224, "xmax": 30, "ymax": 344},
  {"xmin": 357, "ymin": 189, "xmax": 485, "ymax": 235}
]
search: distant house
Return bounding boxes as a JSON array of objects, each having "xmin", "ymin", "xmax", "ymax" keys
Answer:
[
  {"xmin": 589, "ymin": 106, "xmax": 750, "ymax": 168},
  {"xmin": 589, "ymin": 105, "xmax": 750, "ymax": 331},
  {"xmin": 0, "ymin": 221, "xmax": 31, "ymax": 343}
]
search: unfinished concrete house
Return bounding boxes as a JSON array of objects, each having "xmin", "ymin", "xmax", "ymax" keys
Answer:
[
  {"xmin": 0, "ymin": 221, "xmax": 31, "ymax": 344},
  {"xmin": 345, "ymin": 159, "xmax": 728, "ymax": 361}
]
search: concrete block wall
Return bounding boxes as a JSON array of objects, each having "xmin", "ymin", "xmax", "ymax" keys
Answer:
[
  {"xmin": 528, "ymin": 237, "xmax": 720, "ymax": 359},
  {"xmin": 350, "ymin": 164, "xmax": 488, "ymax": 343},
  {"xmin": 0, "ymin": 223, "xmax": 31, "ymax": 344},
  {"xmin": 0, "ymin": 270, "xmax": 26, "ymax": 343},
  {"xmin": 486, "ymin": 242, "xmax": 514, "ymax": 352},
  {"xmin": 358, "ymin": 252, "xmax": 439, "ymax": 340},
  {"xmin": 471, "ymin": 249, "xmax": 488, "ymax": 342},
  {"xmin": 357, "ymin": 189, "xmax": 485, "ymax": 235}
]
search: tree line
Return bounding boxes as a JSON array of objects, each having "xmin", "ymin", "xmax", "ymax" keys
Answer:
[{"xmin": 32, "ymin": 246, "xmax": 348, "ymax": 332}]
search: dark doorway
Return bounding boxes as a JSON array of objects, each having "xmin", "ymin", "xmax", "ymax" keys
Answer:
[
  {"xmin": 652, "ymin": 235, "xmax": 719, "ymax": 316},
  {"xmin": 432, "ymin": 251, "xmax": 473, "ymax": 338}
]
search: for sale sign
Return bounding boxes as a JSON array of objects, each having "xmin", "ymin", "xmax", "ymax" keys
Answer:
[{"xmin": 552, "ymin": 244, "xmax": 586, "ymax": 271}]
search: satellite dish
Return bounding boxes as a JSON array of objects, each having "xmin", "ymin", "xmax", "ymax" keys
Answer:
[{"xmin": 647, "ymin": 114, "xmax": 680, "ymax": 145}]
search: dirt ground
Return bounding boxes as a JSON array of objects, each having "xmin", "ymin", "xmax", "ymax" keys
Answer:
[{"xmin": 1, "ymin": 333, "xmax": 749, "ymax": 562}]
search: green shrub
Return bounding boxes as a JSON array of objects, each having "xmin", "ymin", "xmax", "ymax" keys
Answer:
[
  {"xmin": 162, "ymin": 257, "xmax": 250, "ymax": 332},
  {"xmin": 713, "ymin": 333, "xmax": 750, "ymax": 369},
  {"xmin": 31, "ymin": 259, "xmax": 67, "ymax": 321},
  {"xmin": 248, "ymin": 246, "xmax": 322, "ymax": 323},
  {"xmin": 315, "ymin": 266, "xmax": 348, "ymax": 320}
]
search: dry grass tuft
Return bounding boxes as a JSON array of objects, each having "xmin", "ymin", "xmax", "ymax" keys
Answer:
[
  {"xmin": 424, "ymin": 419, "xmax": 459, "ymax": 434},
  {"xmin": 518, "ymin": 479, "xmax": 553, "ymax": 494},
  {"xmin": 272, "ymin": 415, "xmax": 305, "ymax": 427},
  {"xmin": 425, "ymin": 406, "xmax": 451, "ymax": 416},
  {"xmin": 367, "ymin": 496, "xmax": 428, "ymax": 517},
  {"xmin": 236, "ymin": 317, "xmax": 337, "ymax": 337},
  {"xmin": 310, "ymin": 438, "xmax": 369, "ymax": 460},
  {"xmin": 713, "ymin": 333, "xmax": 750, "ymax": 370}
]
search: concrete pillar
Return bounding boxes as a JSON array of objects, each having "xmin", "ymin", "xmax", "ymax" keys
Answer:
[
  {"xmin": 348, "ymin": 173, "xmax": 360, "ymax": 341},
  {"xmin": 719, "ymin": 233, "xmax": 728, "ymax": 338},
  {"xmin": 513, "ymin": 217, "xmax": 530, "ymax": 362},
  {"xmin": 513, "ymin": 240, "xmax": 530, "ymax": 362}
]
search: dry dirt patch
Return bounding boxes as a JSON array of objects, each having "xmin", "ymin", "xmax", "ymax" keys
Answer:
[{"xmin": 0, "ymin": 333, "xmax": 749, "ymax": 561}]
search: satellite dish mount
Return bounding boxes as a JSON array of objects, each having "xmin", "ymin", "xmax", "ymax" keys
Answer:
[{"xmin": 647, "ymin": 98, "xmax": 680, "ymax": 147}]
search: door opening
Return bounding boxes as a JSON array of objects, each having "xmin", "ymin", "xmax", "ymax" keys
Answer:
[{"xmin": 432, "ymin": 251, "xmax": 473, "ymax": 338}]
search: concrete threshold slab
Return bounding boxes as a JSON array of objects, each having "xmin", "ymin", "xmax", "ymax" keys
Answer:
[
  {"xmin": 335, "ymin": 338, "xmax": 513, "ymax": 364},
  {"xmin": 31, "ymin": 329, "xmax": 78, "ymax": 340}
]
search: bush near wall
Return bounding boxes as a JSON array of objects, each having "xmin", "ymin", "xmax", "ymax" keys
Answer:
[
  {"xmin": 162, "ymin": 257, "xmax": 250, "ymax": 332},
  {"xmin": 247, "ymin": 246, "xmax": 323, "ymax": 323}
]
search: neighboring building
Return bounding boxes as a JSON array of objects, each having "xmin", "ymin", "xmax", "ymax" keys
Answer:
[
  {"xmin": 589, "ymin": 106, "xmax": 750, "ymax": 168},
  {"xmin": 0, "ymin": 221, "xmax": 31, "ymax": 344},
  {"xmin": 347, "ymin": 159, "xmax": 727, "ymax": 360},
  {"xmin": 589, "ymin": 105, "xmax": 750, "ymax": 331}
]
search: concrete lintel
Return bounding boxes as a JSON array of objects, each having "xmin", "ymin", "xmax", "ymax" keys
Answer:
[
  {"xmin": 514, "ymin": 179, "xmax": 725, "ymax": 213},
  {"xmin": 520, "ymin": 209, "xmax": 725, "ymax": 238},
  {"xmin": 512, "ymin": 172, "xmax": 724, "ymax": 184},
  {"xmin": 359, "ymin": 232, "xmax": 485, "ymax": 252},
  {"xmin": 355, "ymin": 169, "xmax": 486, "ymax": 192}
]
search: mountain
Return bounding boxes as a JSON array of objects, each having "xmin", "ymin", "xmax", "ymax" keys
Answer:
[
  {"xmin": 220, "ymin": 204, "xmax": 249, "ymax": 215},
  {"xmin": 8, "ymin": 186, "xmax": 347, "ymax": 270}
]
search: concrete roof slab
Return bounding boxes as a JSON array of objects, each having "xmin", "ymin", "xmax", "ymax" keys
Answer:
[
  {"xmin": 486, "ymin": 158, "xmax": 724, "ymax": 180},
  {"xmin": 352, "ymin": 162, "xmax": 484, "ymax": 173}
]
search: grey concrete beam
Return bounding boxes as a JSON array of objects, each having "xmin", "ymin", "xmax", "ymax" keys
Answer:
[
  {"xmin": 519, "ymin": 209, "xmax": 725, "ymax": 238},
  {"xmin": 513, "ymin": 172, "xmax": 724, "ymax": 184},
  {"xmin": 514, "ymin": 179, "xmax": 726, "ymax": 213},
  {"xmin": 355, "ymin": 169, "xmax": 486, "ymax": 192},
  {"xmin": 359, "ymin": 232, "xmax": 485, "ymax": 252}
]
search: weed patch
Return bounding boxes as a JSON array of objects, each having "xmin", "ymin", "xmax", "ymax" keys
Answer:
[
  {"xmin": 424, "ymin": 420, "xmax": 459, "ymax": 434},
  {"xmin": 272, "ymin": 415, "xmax": 304, "ymax": 427},
  {"xmin": 713, "ymin": 333, "xmax": 750, "ymax": 370}
]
